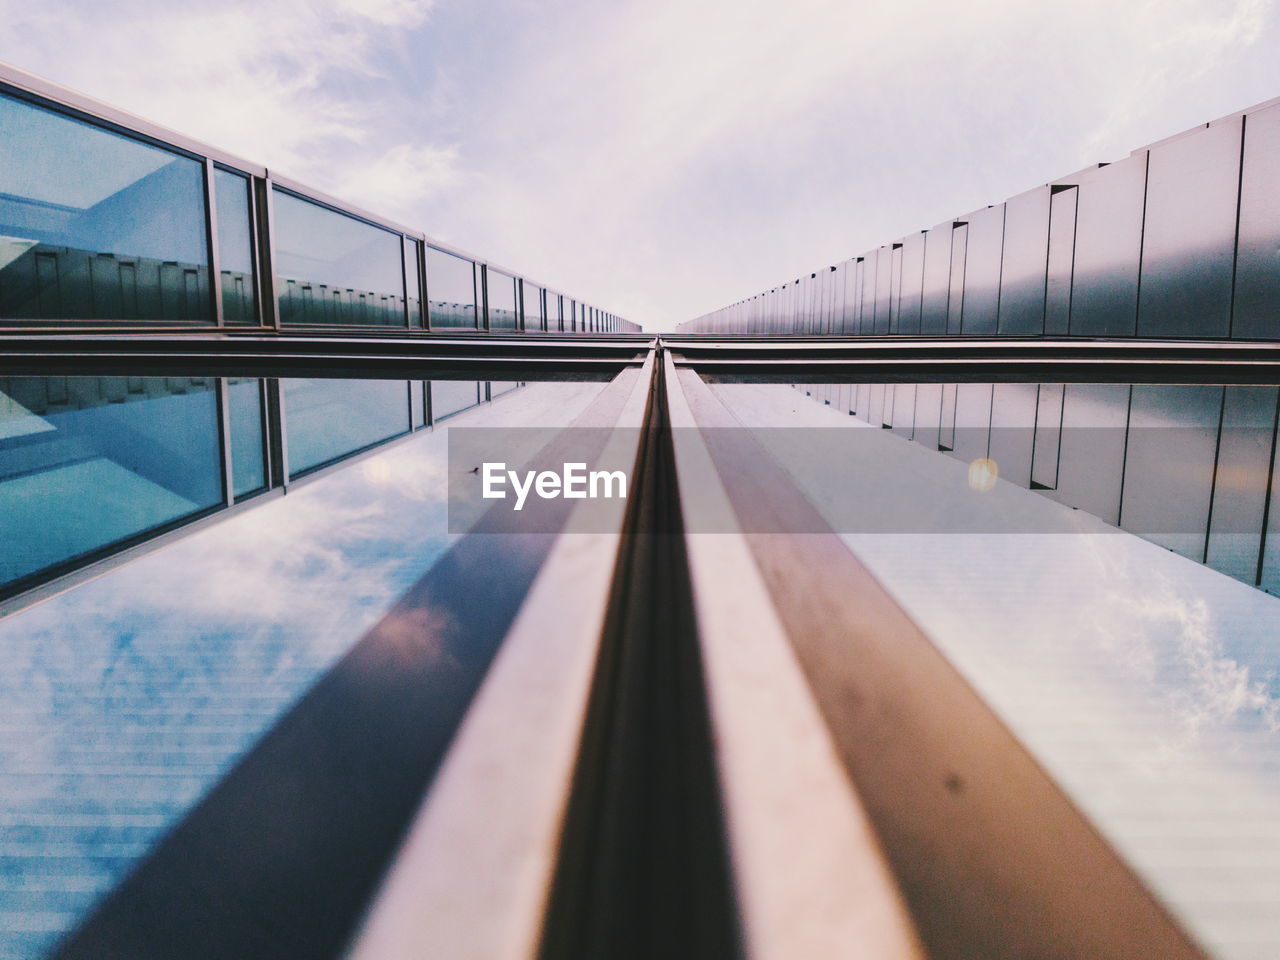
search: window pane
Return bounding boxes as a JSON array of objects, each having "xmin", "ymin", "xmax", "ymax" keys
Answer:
[
  {"xmin": 0, "ymin": 376, "xmax": 222, "ymax": 592},
  {"xmin": 273, "ymin": 190, "xmax": 404, "ymax": 327},
  {"xmin": 403, "ymin": 237, "xmax": 423, "ymax": 327},
  {"xmin": 228, "ymin": 378, "xmax": 266, "ymax": 497},
  {"xmin": 283, "ymin": 379, "xmax": 410, "ymax": 476},
  {"xmin": 425, "ymin": 247, "xmax": 476, "ymax": 328},
  {"xmin": 215, "ymin": 169, "xmax": 257, "ymax": 325},
  {"xmin": 487, "ymin": 269, "xmax": 517, "ymax": 330},
  {"xmin": 430, "ymin": 380, "xmax": 480, "ymax": 420},
  {"xmin": 0, "ymin": 93, "xmax": 210, "ymax": 323},
  {"xmin": 523, "ymin": 281, "xmax": 543, "ymax": 331}
]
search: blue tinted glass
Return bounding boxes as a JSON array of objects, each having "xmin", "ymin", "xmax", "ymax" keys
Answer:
[
  {"xmin": 430, "ymin": 380, "xmax": 480, "ymax": 420},
  {"xmin": 486, "ymin": 269, "xmax": 517, "ymax": 330},
  {"xmin": 0, "ymin": 93, "xmax": 210, "ymax": 323},
  {"xmin": 283, "ymin": 379, "xmax": 410, "ymax": 477},
  {"xmin": 214, "ymin": 169, "xmax": 257, "ymax": 325},
  {"xmin": 0, "ymin": 377, "xmax": 222, "ymax": 592},
  {"xmin": 272, "ymin": 190, "xmax": 404, "ymax": 326},
  {"xmin": 227, "ymin": 378, "xmax": 266, "ymax": 497},
  {"xmin": 0, "ymin": 433, "xmax": 455, "ymax": 960},
  {"xmin": 425, "ymin": 247, "xmax": 476, "ymax": 328}
]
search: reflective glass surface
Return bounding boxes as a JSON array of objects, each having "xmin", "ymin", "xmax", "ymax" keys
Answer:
[
  {"xmin": 1233, "ymin": 102, "xmax": 1280, "ymax": 340},
  {"xmin": 946, "ymin": 224, "xmax": 967, "ymax": 334},
  {"xmin": 710, "ymin": 379, "xmax": 1280, "ymax": 960},
  {"xmin": 997, "ymin": 188, "xmax": 1050, "ymax": 335},
  {"xmin": 273, "ymin": 190, "xmax": 404, "ymax": 327},
  {"xmin": 0, "ymin": 377, "xmax": 222, "ymax": 595},
  {"xmin": 919, "ymin": 222, "xmax": 952, "ymax": 336},
  {"xmin": 0, "ymin": 93, "xmax": 210, "ymax": 324},
  {"xmin": 214, "ymin": 169, "xmax": 256, "ymax": 325},
  {"xmin": 425, "ymin": 246, "xmax": 477, "ymax": 329},
  {"xmin": 486, "ymin": 269, "xmax": 517, "ymax": 330},
  {"xmin": 431, "ymin": 379, "xmax": 481, "ymax": 420},
  {"xmin": 1065, "ymin": 155, "xmax": 1145, "ymax": 336},
  {"xmin": 283, "ymin": 378, "xmax": 411, "ymax": 477},
  {"xmin": 0, "ymin": 376, "xmax": 610, "ymax": 959},
  {"xmin": 1138, "ymin": 122, "xmax": 1241, "ymax": 338},
  {"xmin": 547, "ymin": 292, "xmax": 562, "ymax": 331},
  {"xmin": 1044, "ymin": 188, "xmax": 1077, "ymax": 336},
  {"xmin": 227, "ymin": 378, "xmax": 266, "ymax": 498},
  {"xmin": 403, "ymin": 237, "xmax": 423, "ymax": 327},
  {"xmin": 959, "ymin": 204, "xmax": 1003, "ymax": 335},
  {"xmin": 523, "ymin": 281, "xmax": 543, "ymax": 331}
]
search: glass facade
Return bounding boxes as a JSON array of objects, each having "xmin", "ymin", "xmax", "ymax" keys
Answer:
[
  {"xmin": 0, "ymin": 92, "xmax": 210, "ymax": 324},
  {"xmin": 283, "ymin": 378, "xmax": 411, "ymax": 476},
  {"xmin": 0, "ymin": 76, "xmax": 634, "ymax": 335},
  {"xmin": 485, "ymin": 268, "xmax": 518, "ymax": 330},
  {"xmin": 0, "ymin": 376, "xmax": 222, "ymax": 595},
  {"xmin": 273, "ymin": 190, "xmax": 405, "ymax": 327},
  {"xmin": 522, "ymin": 281, "xmax": 544, "ymax": 331},
  {"xmin": 425, "ymin": 246, "xmax": 477, "ymax": 329},
  {"xmin": 214, "ymin": 169, "xmax": 257, "ymax": 325},
  {"xmin": 14, "ymin": 59, "xmax": 1280, "ymax": 960},
  {"xmin": 0, "ymin": 374, "xmax": 622, "ymax": 958}
]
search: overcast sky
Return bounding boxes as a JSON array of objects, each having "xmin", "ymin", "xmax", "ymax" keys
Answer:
[{"xmin": 2, "ymin": 0, "xmax": 1278, "ymax": 330}]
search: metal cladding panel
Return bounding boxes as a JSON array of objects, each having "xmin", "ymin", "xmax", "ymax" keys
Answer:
[
  {"xmin": 1030, "ymin": 383, "xmax": 1066, "ymax": 489},
  {"xmin": 920, "ymin": 220, "xmax": 953, "ymax": 335},
  {"xmin": 860, "ymin": 250, "xmax": 879, "ymax": 336},
  {"xmin": 997, "ymin": 187, "xmax": 1051, "ymax": 335},
  {"xmin": 939, "ymin": 382, "xmax": 958, "ymax": 449},
  {"xmin": 1207, "ymin": 385, "xmax": 1278, "ymax": 583},
  {"xmin": 946, "ymin": 223, "xmax": 968, "ymax": 334},
  {"xmin": 848, "ymin": 259, "xmax": 865, "ymax": 334},
  {"xmin": 1063, "ymin": 155, "xmax": 1146, "ymax": 336},
  {"xmin": 1044, "ymin": 188, "xmax": 1078, "ymax": 337},
  {"xmin": 959, "ymin": 204, "xmax": 1004, "ymax": 335},
  {"xmin": 1234, "ymin": 102, "xmax": 1280, "ymax": 340},
  {"xmin": 891, "ymin": 382, "xmax": 915, "ymax": 436},
  {"xmin": 988, "ymin": 382, "xmax": 1039, "ymax": 488},
  {"xmin": 1052, "ymin": 383, "xmax": 1130, "ymax": 525},
  {"xmin": 855, "ymin": 383, "xmax": 870, "ymax": 418},
  {"xmin": 887, "ymin": 246, "xmax": 903, "ymax": 334},
  {"xmin": 1120, "ymin": 384, "xmax": 1222, "ymax": 560},
  {"xmin": 914, "ymin": 382, "xmax": 944, "ymax": 450},
  {"xmin": 867, "ymin": 383, "xmax": 886, "ymax": 425},
  {"xmin": 950, "ymin": 382, "xmax": 993, "ymax": 464},
  {"xmin": 837, "ymin": 260, "xmax": 856, "ymax": 333},
  {"xmin": 898, "ymin": 232, "xmax": 926, "ymax": 334},
  {"xmin": 1137, "ymin": 119, "xmax": 1241, "ymax": 338},
  {"xmin": 874, "ymin": 246, "xmax": 894, "ymax": 334}
]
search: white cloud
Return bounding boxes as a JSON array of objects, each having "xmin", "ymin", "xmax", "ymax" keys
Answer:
[{"xmin": 0, "ymin": 0, "xmax": 444, "ymax": 187}]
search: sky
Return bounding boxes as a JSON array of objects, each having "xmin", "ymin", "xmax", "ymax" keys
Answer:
[{"xmin": 1, "ymin": 0, "xmax": 1278, "ymax": 330}]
